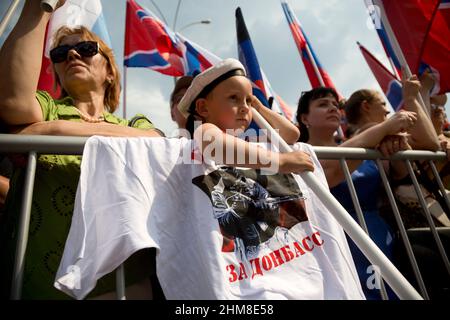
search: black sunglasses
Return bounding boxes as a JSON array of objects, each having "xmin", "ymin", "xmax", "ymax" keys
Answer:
[{"xmin": 50, "ymin": 41, "xmax": 99, "ymax": 63}]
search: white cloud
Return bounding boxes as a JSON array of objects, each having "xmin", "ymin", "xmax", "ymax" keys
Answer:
[{"xmin": 119, "ymin": 71, "xmax": 177, "ymax": 135}]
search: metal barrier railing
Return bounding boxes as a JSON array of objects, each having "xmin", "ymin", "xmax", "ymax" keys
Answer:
[
  {"xmin": 316, "ymin": 146, "xmax": 450, "ymax": 300},
  {"xmin": 0, "ymin": 134, "xmax": 449, "ymax": 300}
]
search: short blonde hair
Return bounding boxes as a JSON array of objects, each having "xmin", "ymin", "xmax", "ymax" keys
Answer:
[{"xmin": 51, "ymin": 26, "xmax": 121, "ymax": 113}]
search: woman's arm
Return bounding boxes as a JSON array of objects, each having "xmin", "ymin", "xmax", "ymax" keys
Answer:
[
  {"xmin": 321, "ymin": 111, "xmax": 417, "ymax": 187},
  {"xmin": 194, "ymin": 123, "xmax": 314, "ymax": 174},
  {"xmin": 402, "ymin": 75, "xmax": 440, "ymax": 151},
  {"xmin": 13, "ymin": 120, "xmax": 162, "ymax": 137},
  {"xmin": 418, "ymin": 70, "xmax": 434, "ymax": 113},
  {"xmin": 0, "ymin": 0, "xmax": 59, "ymax": 125},
  {"xmin": 251, "ymin": 96, "xmax": 300, "ymax": 144},
  {"xmin": 0, "ymin": 175, "xmax": 9, "ymax": 207}
]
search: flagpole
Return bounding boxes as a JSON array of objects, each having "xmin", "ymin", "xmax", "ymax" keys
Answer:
[
  {"xmin": 304, "ymin": 41, "xmax": 345, "ymax": 139},
  {"xmin": 285, "ymin": 1, "xmax": 345, "ymax": 139},
  {"xmin": 302, "ymin": 38, "xmax": 325, "ymax": 87},
  {"xmin": 387, "ymin": 57, "xmax": 401, "ymax": 80},
  {"xmin": 305, "ymin": 38, "xmax": 346, "ymax": 139},
  {"xmin": 123, "ymin": 67, "xmax": 127, "ymax": 119},
  {"xmin": 0, "ymin": 0, "xmax": 21, "ymax": 39},
  {"xmin": 251, "ymin": 108, "xmax": 422, "ymax": 300},
  {"xmin": 364, "ymin": 0, "xmax": 400, "ymax": 80},
  {"xmin": 372, "ymin": 0, "xmax": 431, "ymax": 118}
]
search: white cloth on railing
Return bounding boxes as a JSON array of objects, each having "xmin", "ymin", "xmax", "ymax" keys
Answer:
[{"xmin": 54, "ymin": 136, "xmax": 364, "ymax": 300}]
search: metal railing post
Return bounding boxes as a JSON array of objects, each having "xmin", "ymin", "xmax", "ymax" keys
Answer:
[
  {"xmin": 428, "ymin": 161, "xmax": 450, "ymax": 213},
  {"xmin": 340, "ymin": 158, "xmax": 389, "ymax": 300},
  {"xmin": 375, "ymin": 159, "xmax": 430, "ymax": 299},
  {"xmin": 252, "ymin": 111, "xmax": 423, "ymax": 300},
  {"xmin": 404, "ymin": 160, "xmax": 450, "ymax": 276},
  {"xmin": 116, "ymin": 264, "xmax": 126, "ymax": 300},
  {"xmin": 10, "ymin": 152, "xmax": 37, "ymax": 299},
  {"xmin": 2, "ymin": 134, "xmax": 447, "ymax": 300}
]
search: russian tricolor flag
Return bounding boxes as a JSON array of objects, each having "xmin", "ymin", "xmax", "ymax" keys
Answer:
[
  {"xmin": 38, "ymin": 0, "xmax": 111, "ymax": 97},
  {"xmin": 176, "ymin": 33, "xmax": 217, "ymax": 76},
  {"xmin": 281, "ymin": 1, "xmax": 343, "ymax": 100},
  {"xmin": 368, "ymin": 0, "xmax": 450, "ymax": 94}
]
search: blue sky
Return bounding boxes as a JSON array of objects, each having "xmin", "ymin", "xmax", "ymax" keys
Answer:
[{"xmin": 1, "ymin": 0, "xmax": 448, "ymax": 136}]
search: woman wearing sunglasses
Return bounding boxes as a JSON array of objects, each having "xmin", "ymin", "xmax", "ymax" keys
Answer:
[{"xmin": 0, "ymin": 1, "xmax": 161, "ymax": 299}]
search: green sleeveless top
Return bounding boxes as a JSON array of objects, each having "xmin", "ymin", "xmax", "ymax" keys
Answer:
[{"xmin": 1, "ymin": 91, "xmax": 156, "ymax": 299}]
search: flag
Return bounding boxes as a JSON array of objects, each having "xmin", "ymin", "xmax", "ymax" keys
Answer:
[
  {"xmin": 358, "ymin": 42, "xmax": 403, "ymax": 111},
  {"xmin": 281, "ymin": 1, "xmax": 346, "ymax": 136},
  {"xmin": 440, "ymin": 0, "xmax": 450, "ymax": 29},
  {"xmin": 420, "ymin": 0, "xmax": 450, "ymax": 94},
  {"xmin": 38, "ymin": 0, "xmax": 111, "ymax": 97},
  {"xmin": 176, "ymin": 33, "xmax": 218, "ymax": 76},
  {"xmin": 371, "ymin": 23, "xmax": 401, "ymax": 78},
  {"xmin": 124, "ymin": 0, "xmax": 218, "ymax": 77},
  {"xmin": 55, "ymin": 136, "xmax": 365, "ymax": 299},
  {"xmin": 281, "ymin": 1, "xmax": 343, "ymax": 100},
  {"xmin": 364, "ymin": 0, "xmax": 401, "ymax": 77},
  {"xmin": 373, "ymin": 0, "xmax": 439, "ymax": 73},
  {"xmin": 235, "ymin": 7, "xmax": 292, "ymax": 120},
  {"xmin": 275, "ymin": 94, "xmax": 294, "ymax": 121},
  {"xmin": 235, "ymin": 7, "xmax": 269, "ymax": 107},
  {"xmin": 371, "ymin": 0, "xmax": 450, "ymax": 94},
  {"xmin": 124, "ymin": 0, "xmax": 185, "ymax": 76}
]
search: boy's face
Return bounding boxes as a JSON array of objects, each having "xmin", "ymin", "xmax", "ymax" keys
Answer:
[{"xmin": 201, "ymin": 76, "xmax": 253, "ymax": 133}]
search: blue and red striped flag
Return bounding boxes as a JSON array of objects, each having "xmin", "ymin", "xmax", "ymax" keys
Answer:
[
  {"xmin": 176, "ymin": 33, "xmax": 217, "ymax": 76},
  {"xmin": 358, "ymin": 42, "xmax": 403, "ymax": 111},
  {"xmin": 369, "ymin": 0, "xmax": 450, "ymax": 94},
  {"xmin": 38, "ymin": 0, "xmax": 111, "ymax": 97},
  {"xmin": 367, "ymin": 24, "xmax": 401, "ymax": 78},
  {"xmin": 124, "ymin": 0, "xmax": 185, "ymax": 76},
  {"xmin": 235, "ymin": 7, "xmax": 292, "ymax": 120},
  {"xmin": 236, "ymin": 7, "xmax": 269, "ymax": 107},
  {"xmin": 280, "ymin": 1, "xmax": 343, "ymax": 100},
  {"xmin": 420, "ymin": 0, "xmax": 450, "ymax": 94},
  {"xmin": 124, "ymin": 0, "xmax": 217, "ymax": 77}
]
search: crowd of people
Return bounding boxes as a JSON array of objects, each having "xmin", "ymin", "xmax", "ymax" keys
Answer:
[{"xmin": 0, "ymin": 0, "xmax": 449, "ymax": 300}]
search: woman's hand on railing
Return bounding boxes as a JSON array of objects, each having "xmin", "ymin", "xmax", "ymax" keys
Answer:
[
  {"xmin": 278, "ymin": 151, "xmax": 315, "ymax": 174},
  {"xmin": 378, "ymin": 134, "xmax": 411, "ymax": 157},
  {"xmin": 384, "ymin": 110, "xmax": 417, "ymax": 135},
  {"xmin": 439, "ymin": 139, "xmax": 450, "ymax": 161}
]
